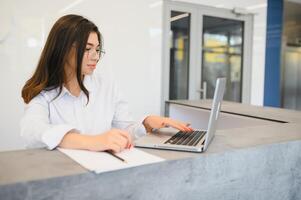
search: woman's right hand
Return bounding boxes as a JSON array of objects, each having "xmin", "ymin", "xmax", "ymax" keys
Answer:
[{"xmin": 88, "ymin": 129, "xmax": 132, "ymax": 153}]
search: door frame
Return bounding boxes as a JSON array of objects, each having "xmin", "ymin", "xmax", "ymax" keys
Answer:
[{"xmin": 161, "ymin": 0, "xmax": 253, "ymax": 115}]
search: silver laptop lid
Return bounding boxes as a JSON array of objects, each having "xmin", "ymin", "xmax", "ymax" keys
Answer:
[{"xmin": 203, "ymin": 78, "xmax": 226, "ymax": 150}]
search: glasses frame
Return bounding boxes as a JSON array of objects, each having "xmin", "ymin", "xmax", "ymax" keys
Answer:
[{"xmin": 85, "ymin": 48, "xmax": 106, "ymax": 59}]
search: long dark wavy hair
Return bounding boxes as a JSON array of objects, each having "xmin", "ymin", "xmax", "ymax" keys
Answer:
[{"xmin": 22, "ymin": 14, "xmax": 102, "ymax": 104}]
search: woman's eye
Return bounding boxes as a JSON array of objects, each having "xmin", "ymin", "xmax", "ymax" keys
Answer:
[{"xmin": 85, "ymin": 48, "xmax": 91, "ymax": 51}]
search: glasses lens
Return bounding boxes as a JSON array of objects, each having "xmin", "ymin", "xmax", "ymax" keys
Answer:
[{"xmin": 86, "ymin": 49, "xmax": 105, "ymax": 59}]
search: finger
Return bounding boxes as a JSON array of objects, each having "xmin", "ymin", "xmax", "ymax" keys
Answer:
[
  {"xmin": 119, "ymin": 130, "xmax": 132, "ymax": 142},
  {"xmin": 186, "ymin": 123, "xmax": 194, "ymax": 131},
  {"xmin": 181, "ymin": 125, "xmax": 192, "ymax": 132},
  {"xmin": 187, "ymin": 125, "xmax": 194, "ymax": 131},
  {"xmin": 110, "ymin": 143, "xmax": 122, "ymax": 153},
  {"xmin": 116, "ymin": 132, "xmax": 131, "ymax": 149},
  {"xmin": 183, "ymin": 124, "xmax": 193, "ymax": 132},
  {"xmin": 111, "ymin": 129, "xmax": 131, "ymax": 147},
  {"xmin": 183, "ymin": 124, "xmax": 194, "ymax": 132},
  {"xmin": 117, "ymin": 130, "xmax": 133, "ymax": 147},
  {"xmin": 112, "ymin": 135, "xmax": 127, "ymax": 150},
  {"xmin": 165, "ymin": 121, "xmax": 186, "ymax": 132},
  {"xmin": 176, "ymin": 122, "xmax": 190, "ymax": 131},
  {"xmin": 167, "ymin": 120, "xmax": 192, "ymax": 132},
  {"xmin": 172, "ymin": 120, "xmax": 193, "ymax": 132}
]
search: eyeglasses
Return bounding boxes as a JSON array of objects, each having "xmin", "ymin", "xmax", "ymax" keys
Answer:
[{"xmin": 85, "ymin": 48, "xmax": 106, "ymax": 59}]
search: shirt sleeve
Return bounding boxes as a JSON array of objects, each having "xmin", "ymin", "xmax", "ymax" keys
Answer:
[
  {"xmin": 110, "ymin": 80, "xmax": 147, "ymax": 140},
  {"xmin": 20, "ymin": 94, "xmax": 76, "ymax": 150}
]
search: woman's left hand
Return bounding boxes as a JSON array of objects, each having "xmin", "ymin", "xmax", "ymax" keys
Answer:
[{"xmin": 143, "ymin": 115, "xmax": 193, "ymax": 133}]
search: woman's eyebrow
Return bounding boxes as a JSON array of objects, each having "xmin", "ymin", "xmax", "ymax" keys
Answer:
[{"xmin": 86, "ymin": 42, "xmax": 100, "ymax": 47}]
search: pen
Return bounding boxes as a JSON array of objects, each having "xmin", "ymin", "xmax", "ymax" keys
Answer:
[{"xmin": 107, "ymin": 151, "xmax": 127, "ymax": 163}]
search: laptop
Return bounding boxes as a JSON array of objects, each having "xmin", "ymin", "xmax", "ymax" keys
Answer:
[{"xmin": 135, "ymin": 77, "xmax": 226, "ymax": 153}]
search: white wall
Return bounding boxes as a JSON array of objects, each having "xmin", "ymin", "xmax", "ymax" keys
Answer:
[
  {"xmin": 0, "ymin": 0, "xmax": 163, "ymax": 151},
  {"xmin": 0, "ymin": 0, "xmax": 267, "ymax": 151}
]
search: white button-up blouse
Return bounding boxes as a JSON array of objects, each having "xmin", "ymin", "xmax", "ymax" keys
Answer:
[{"xmin": 20, "ymin": 72, "xmax": 147, "ymax": 150}]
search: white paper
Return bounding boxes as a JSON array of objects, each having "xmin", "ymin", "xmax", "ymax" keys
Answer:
[{"xmin": 58, "ymin": 148, "xmax": 165, "ymax": 174}]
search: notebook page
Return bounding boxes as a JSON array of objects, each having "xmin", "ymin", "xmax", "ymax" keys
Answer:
[{"xmin": 58, "ymin": 148, "xmax": 165, "ymax": 174}]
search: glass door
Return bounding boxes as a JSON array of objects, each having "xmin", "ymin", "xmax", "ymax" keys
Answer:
[
  {"xmin": 201, "ymin": 16, "xmax": 244, "ymax": 102},
  {"xmin": 162, "ymin": 1, "xmax": 253, "ymax": 114},
  {"xmin": 169, "ymin": 11, "xmax": 191, "ymax": 100}
]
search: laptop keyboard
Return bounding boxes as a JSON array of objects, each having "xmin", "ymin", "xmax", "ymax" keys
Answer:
[{"xmin": 164, "ymin": 130, "xmax": 206, "ymax": 146}]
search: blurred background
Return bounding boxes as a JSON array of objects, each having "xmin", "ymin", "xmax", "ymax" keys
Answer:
[{"xmin": 0, "ymin": 0, "xmax": 300, "ymax": 151}]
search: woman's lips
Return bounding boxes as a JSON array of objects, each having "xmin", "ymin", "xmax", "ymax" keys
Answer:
[{"xmin": 88, "ymin": 64, "xmax": 96, "ymax": 69}]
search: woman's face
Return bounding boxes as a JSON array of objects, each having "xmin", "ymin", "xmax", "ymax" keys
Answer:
[{"xmin": 81, "ymin": 32, "xmax": 100, "ymax": 75}]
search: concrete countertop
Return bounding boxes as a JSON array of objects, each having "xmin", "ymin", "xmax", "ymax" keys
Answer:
[{"xmin": 1, "ymin": 101, "xmax": 301, "ymax": 200}]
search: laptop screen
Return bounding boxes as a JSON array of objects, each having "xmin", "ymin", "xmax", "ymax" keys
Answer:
[{"xmin": 203, "ymin": 78, "xmax": 226, "ymax": 150}]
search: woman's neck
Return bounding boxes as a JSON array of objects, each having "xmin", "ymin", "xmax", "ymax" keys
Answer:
[{"xmin": 64, "ymin": 75, "xmax": 82, "ymax": 97}]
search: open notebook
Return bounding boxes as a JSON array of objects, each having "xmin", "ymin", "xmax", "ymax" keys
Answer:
[{"xmin": 58, "ymin": 148, "xmax": 164, "ymax": 174}]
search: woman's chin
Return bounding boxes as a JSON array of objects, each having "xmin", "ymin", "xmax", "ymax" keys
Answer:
[{"xmin": 83, "ymin": 69, "xmax": 95, "ymax": 75}]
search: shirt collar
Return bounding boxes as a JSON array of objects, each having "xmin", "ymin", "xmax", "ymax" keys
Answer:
[
  {"xmin": 53, "ymin": 86, "xmax": 69, "ymax": 100},
  {"xmin": 51, "ymin": 74, "xmax": 96, "ymax": 101}
]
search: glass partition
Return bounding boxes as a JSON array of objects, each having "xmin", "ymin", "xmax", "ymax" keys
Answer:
[{"xmin": 169, "ymin": 11, "xmax": 191, "ymax": 100}]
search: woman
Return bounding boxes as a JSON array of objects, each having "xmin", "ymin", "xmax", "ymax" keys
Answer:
[{"xmin": 21, "ymin": 14, "xmax": 192, "ymax": 153}]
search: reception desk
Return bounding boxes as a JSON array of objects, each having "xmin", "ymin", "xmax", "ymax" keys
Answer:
[{"xmin": 1, "ymin": 100, "xmax": 301, "ymax": 200}]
